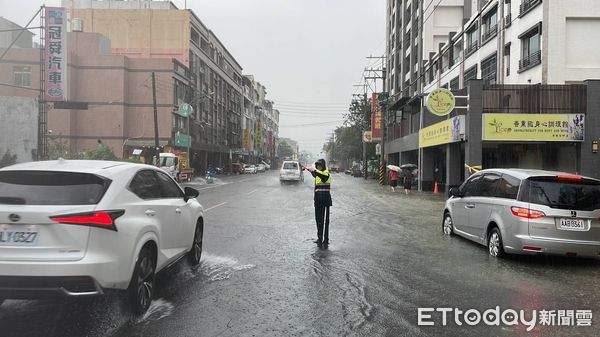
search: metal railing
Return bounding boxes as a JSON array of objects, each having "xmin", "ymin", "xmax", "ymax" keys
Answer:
[
  {"xmin": 465, "ymin": 41, "xmax": 479, "ymax": 57},
  {"xmin": 518, "ymin": 50, "xmax": 541, "ymax": 71},
  {"xmin": 520, "ymin": 0, "xmax": 542, "ymax": 17},
  {"xmin": 482, "ymin": 26, "xmax": 498, "ymax": 42}
]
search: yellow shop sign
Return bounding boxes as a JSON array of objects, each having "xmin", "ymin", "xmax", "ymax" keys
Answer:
[
  {"xmin": 419, "ymin": 115, "xmax": 465, "ymax": 148},
  {"xmin": 482, "ymin": 114, "xmax": 585, "ymax": 142}
]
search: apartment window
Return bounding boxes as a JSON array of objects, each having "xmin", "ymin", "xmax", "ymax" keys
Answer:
[
  {"xmin": 504, "ymin": 44, "xmax": 511, "ymax": 77},
  {"xmin": 465, "ymin": 24, "xmax": 479, "ymax": 57},
  {"xmin": 481, "ymin": 53, "xmax": 497, "ymax": 85},
  {"xmin": 450, "ymin": 76, "xmax": 460, "ymax": 90},
  {"xmin": 504, "ymin": 0, "xmax": 512, "ymax": 27},
  {"xmin": 482, "ymin": 8, "xmax": 498, "ymax": 43},
  {"xmin": 452, "ymin": 40, "xmax": 463, "ymax": 65},
  {"xmin": 518, "ymin": 23, "xmax": 542, "ymax": 72},
  {"xmin": 190, "ymin": 28, "xmax": 200, "ymax": 46},
  {"xmin": 519, "ymin": 0, "xmax": 542, "ymax": 18},
  {"xmin": 14, "ymin": 66, "xmax": 31, "ymax": 87},
  {"xmin": 441, "ymin": 51, "xmax": 450, "ymax": 72},
  {"xmin": 464, "ymin": 65, "xmax": 478, "ymax": 86}
]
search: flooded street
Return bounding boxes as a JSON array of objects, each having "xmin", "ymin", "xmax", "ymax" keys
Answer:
[{"xmin": 2, "ymin": 172, "xmax": 600, "ymax": 336}]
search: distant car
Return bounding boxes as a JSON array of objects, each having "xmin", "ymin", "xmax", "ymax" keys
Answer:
[
  {"xmin": 0, "ymin": 160, "xmax": 204, "ymax": 314},
  {"xmin": 261, "ymin": 162, "xmax": 271, "ymax": 170},
  {"xmin": 280, "ymin": 161, "xmax": 304, "ymax": 184},
  {"xmin": 352, "ymin": 165, "xmax": 363, "ymax": 177},
  {"xmin": 256, "ymin": 164, "xmax": 266, "ymax": 173},
  {"xmin": 244, "ymin": 164, "xmax": 257, "ymax": 174},
  {"xmin": 444, "ymin": 169, "xmax": 600, "ymax": 258},
  {"xmin": 345, "ymin": 169, "xmax": 352, "ymax": 175},
  {"xmin": 230, "ymin": 163, "xmax": 245, "ymax": 175}
]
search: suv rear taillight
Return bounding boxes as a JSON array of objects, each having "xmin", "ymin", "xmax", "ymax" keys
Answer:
[
  {"xmin": 50, "ymin": 210, "xmax": 124, "ymax": 231},
  {"xmin": 511, "ymin": 207, "xmax": 545, "ymax": 219}
]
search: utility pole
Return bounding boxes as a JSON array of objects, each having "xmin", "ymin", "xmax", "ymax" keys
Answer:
[
  {"xmin": 365, "ymin": 55, "xmax": 387, "ymax": 185},
  {"xmin": 152, "ymin": 72, "xmax": 160, "ymax": 166}
]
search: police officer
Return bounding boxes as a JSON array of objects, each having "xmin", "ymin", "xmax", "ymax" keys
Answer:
[{"xmin": 303, "ymin": 159, "xmax": 332, "ymax": 246}]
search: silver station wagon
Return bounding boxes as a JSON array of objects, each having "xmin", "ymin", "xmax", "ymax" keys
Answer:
[{"xmin": 443, "ymin": 169, "xmax": 600, "ymax": 258}]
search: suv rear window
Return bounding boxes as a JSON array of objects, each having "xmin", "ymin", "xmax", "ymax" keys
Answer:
[
  {"xmin": 0, "ymin": 171, "xmax": 110, "ymax": 205},
  {"xmin": 523, "ymin": 177, "xmax": 600, "ymax": 211},
  {"xmin": 283, "ymin": 162, "xmax": 298, "ymax": 169}
]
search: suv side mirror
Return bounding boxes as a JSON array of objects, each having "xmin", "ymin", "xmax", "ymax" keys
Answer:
[
  {"xmin": 448, "ymin": 187, "xmax": 462, "ymax": 199},
  {"xmin": 184, "ymin": 186, "xmax": 199, "ymax": 202}
]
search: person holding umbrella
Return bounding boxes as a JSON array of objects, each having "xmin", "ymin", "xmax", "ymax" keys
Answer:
[
  {"xmin": 400, "ymin": 164, "xmax": 417, "ymax": 195},
  {"xmin": 387, "ymin": 165, "xmax": 400, "ymax": 193}
]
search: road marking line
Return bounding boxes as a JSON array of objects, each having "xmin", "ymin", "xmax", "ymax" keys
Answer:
[
  {"xmin": 204, "ymin": 202, "xmax": 227, "ymax": 212},
  {"xmin": 247, "ymin": 189, "xmax": 258, "ymax": 195},
  {"xmin": 197, "ymin": 186, "xmax": 218, "ymax": 191}
]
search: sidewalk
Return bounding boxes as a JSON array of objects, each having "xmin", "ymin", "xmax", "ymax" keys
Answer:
[{"xmin": 348, "ymin": 174, "xmax": 447, "ymax": 202}]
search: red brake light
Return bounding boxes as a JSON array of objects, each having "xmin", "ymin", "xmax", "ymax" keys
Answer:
[
  {"xmin": 50, "ymin": 210, "xmax": 124, "ymax": 231},
  {"xmin": 556, "ymin": 174, "xmax": 583, "ymax": 182},
  {"xmin": 511, "ymin": 206, "xmax": 545, "ymax": 219}
]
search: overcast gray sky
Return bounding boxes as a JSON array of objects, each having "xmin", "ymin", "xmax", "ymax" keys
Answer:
[{"xmin": 0, "ymin": 0, "xmax": 386, "ymax": 156}]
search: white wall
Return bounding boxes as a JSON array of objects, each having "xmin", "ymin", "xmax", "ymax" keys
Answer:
[
  {"xmin": 0, "ymin": 96, "xmax": 38, "ymax": 163},
  {"xmin": 504, "ymin": 2, "xmax": 543, "ymax": 84},
  {"xmin": 546, "ymin": 0, "xmax": 600, "ymax": 83}
]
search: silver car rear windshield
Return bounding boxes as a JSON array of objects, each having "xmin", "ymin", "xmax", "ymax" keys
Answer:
[
  {"xmin": 523, "ymin": 177, "xmax": 600, "ymax": 211},
  {"xmin": 0, "ymin": 171, "xmax": 110, "ymax": 205},
  {"xmin": 283, "ymin": 163, "xmax": 298, "ymax": 169}
]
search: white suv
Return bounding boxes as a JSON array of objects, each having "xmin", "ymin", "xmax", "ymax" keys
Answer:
[
  {"xmin": 280, "ymin": 161, "xmax": 304, "ymax": 184},
  {"xmin": 0, "ymin": 160, "xmax": 204, "ymax": 314}
]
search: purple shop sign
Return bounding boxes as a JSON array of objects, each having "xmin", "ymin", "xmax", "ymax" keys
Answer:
[{"xmin": 45, "ymin": 7, "xmax": 67, "ymax": 102}]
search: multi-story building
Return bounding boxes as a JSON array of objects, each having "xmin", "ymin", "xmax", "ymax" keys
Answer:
[
  {"xmin": 385, "ymin": 0, "xmax": 600, "ymax": 191},
  {"xmin": 0, "ymin": 17, "xmax": 34, "ymax": 49},
  {"xmin": 0, "ymin": 31, "xmax": 197, "ymax": 164},
  {"xmin": 63, "ymin": 0, "xmax": 244, "ymax": 172}
]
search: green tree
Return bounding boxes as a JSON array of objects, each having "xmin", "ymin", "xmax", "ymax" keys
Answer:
[
  {"xmin": 344, "ymin": 95, "xmax": 372, "ymax": 131},
  {"xmin": 83, "ymin": 145, "xmax": 118, "ymax": 161},
  {"xmin": 0, "ymin": 150, "xmax": 17, "ymax": 168},
  {"xmin": 278, "ymin": 140, "xmax": 294, "ymax": 158}
]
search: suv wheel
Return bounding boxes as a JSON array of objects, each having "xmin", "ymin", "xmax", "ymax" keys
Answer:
[
  {"xmin": 488, "ymin": 228, "xmax": 505, "ymax": 258},
  {"xmin": 128, "ymin": 246, "xmax": 155, "ymax": 314},
  {"xmin": 188, "ymin": 221, "xmax": 203, "ymax": 266},
  {"xmin": 442, "ymin": 213, "xmax": 453, "ymax": 235}
]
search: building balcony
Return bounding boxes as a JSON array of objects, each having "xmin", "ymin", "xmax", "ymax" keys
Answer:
[
  {"xmin": 465, "ymin": 41, "xmax": 479, "ymax": 58},
  {"xmin": 482, "ymin": 26, "xmax": 497, "ymax": 44},
  {"xmin": 518, "ymin": 50, "xmax": 542, "ymax": 73},
  {"xmin": 519, "ymin": 0, "xmax": 542, "ymax": 17}
]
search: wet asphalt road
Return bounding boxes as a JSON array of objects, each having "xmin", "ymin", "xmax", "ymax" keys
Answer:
[{"xmin": 2, "ymin": 171, "xmax": 600, "ymax": 336}]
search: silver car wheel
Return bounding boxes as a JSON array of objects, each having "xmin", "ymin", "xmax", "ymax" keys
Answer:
[
  {"xmin": 443, "ymin": 215, "xmax": 453, "ymax": 235},
  {"xmin": 489, "ymin": 232, "xmax": 500, "ymax": 257}
]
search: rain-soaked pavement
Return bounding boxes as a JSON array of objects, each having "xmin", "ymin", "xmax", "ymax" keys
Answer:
[{"xmin": 2, "ymin": 171, "xmax": 600, "ymax": 336}]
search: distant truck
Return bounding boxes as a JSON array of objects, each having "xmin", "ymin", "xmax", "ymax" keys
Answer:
[
  {"xmin": 328, "ymin": 160, "xmax": 341, "ymax": 173},
  {"xmin": 154, "ymin": 151, "xmax": 193, "ymax": 182}
]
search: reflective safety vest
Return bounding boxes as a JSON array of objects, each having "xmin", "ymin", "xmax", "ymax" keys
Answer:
[{"xmin": 315, "ymin": 169, "xmax": 331, "ymax": 192}]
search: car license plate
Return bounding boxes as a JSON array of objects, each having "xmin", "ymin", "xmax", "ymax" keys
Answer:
[
  {"xmin": 558, "ymin": 218, "xmax": 587, "ymax": 231},
  {"xmin": 0, "ymin": 230, "xmax": 39, "ymax": 246}
]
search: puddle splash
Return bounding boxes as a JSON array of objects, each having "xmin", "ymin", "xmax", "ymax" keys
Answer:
[
  {"xmin": 137, "ymin": 299, "xmax": 174, "ymax": 323},
  {"xmin": 200, "ymin": 253, "xmax": 256, "ymax": 282}
]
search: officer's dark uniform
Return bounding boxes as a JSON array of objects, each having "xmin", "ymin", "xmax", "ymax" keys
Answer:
[{"xmin": 310, "ymin": 159, "xmax": 332, "ymax": 245}]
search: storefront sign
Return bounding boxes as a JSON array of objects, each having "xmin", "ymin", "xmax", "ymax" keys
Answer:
[
  {"xmin": 45, "ymin": 7, "xmax": 67, "ymax": 101},
  {"xmin": 243, "ymin": 128, "xmax": 250, "ymax": 149},
  {"xmin": 419, "ymin": 115, "xmax": 465, "ymax": 148},
  {"xmin": 426, "ymin": 88, "xmax": 455, "ymax": 116},
  {"xmin": 371, "ymin": 93, "xmax": 382, "ymax": 141},
  {"xmin": 482, "ymin": 114, "xmax": 585, "ymax": 142}
]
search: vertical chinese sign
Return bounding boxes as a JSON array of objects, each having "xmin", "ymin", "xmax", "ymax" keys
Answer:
[
  {"xmin": 371, "ymin": 93, "xmax": 382, "ymax": 141},
  {"xmin": 45, "ymin": 7, "xmax": 67, "ymax": 101}
]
